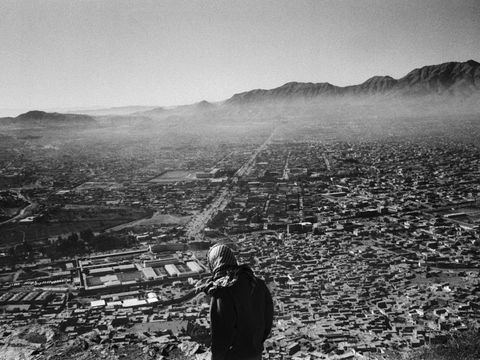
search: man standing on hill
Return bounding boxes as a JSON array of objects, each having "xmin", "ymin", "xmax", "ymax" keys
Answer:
[{"xmin": 201, "ymin": 243, "xmax": 273, "ymax": 360}]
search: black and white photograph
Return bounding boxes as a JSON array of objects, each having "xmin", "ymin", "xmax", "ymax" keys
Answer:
[{"xmin": 0, "ymin": 1, "xmax": 480, "ymax": 359}]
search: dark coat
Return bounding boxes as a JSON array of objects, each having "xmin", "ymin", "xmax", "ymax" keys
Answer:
[{"xmin": 209, "ymin": 269, "xmax": 273, "ymax": 360}]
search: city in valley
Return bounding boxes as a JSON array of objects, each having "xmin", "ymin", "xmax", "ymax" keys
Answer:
[{"xmin": 0, "ymin": 86, "xmax": 479, "ymax": 359}]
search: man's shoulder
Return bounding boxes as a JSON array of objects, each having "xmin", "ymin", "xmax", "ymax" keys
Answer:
[
  {"xmin": 254, "ymin": 276, "xmax": 271, "ymax": 294},
  {"xmin": 238, "ymin": 272, "xmax": 270, "ymax": 295},
  {"xmin": 252, "ymin": 274, "xmax": 267, "ymax": 288}
]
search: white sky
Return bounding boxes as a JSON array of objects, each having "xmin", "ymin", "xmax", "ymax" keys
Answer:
[{"xmin": 1, "ymin": 0, "xmax": 479, "ymax": 113}]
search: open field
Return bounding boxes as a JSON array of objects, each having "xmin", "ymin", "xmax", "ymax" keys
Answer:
[
  {"xmin": 107, "ymin": 212, "xmax": 191, "ymax": 231},
  {"xmin": 149, "ymin": 170, "xmax": 199, "ymax": 183}
]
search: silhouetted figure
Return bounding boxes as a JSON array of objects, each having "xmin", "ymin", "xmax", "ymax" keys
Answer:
[{"xmin": 201, "ymin": 244, "xmax": 273, "ymax": 360}]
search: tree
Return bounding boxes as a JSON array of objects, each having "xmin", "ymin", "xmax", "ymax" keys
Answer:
[{"xmin": 80, "ymin": 229, "xmax": 94, "ymax": 243}]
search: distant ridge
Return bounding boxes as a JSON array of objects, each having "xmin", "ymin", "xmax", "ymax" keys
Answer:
[
  {"xmin": 68, "ymin": 105, "xmax": 157, "ymax": 116},
  {"xmin": 196, "ymin": 100, "xmax": 214, "ymax": 109},
  {"xmin": 7, "ymin": 60, "xmax": 479, "ymax": 120},
  {"xmin": 0, "ymin": 110, "xmax": 96, "ymax": 127},
  {"xmin": 140, "ymin": 100, "xmax": 217, "ymax": 117},
  {"xmin": 227, "ymin": 60, "xmax": 480, "ymax": 104}
]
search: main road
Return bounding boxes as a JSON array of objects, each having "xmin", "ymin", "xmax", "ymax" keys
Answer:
[{"xmin": 185, "ymin": 128, "xmax": 276, "ymax": 240}]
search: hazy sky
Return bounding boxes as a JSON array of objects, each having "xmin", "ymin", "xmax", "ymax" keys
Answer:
[{"xmin": 1, "ymin": 0, "xmax": 479, "ymax": 113}]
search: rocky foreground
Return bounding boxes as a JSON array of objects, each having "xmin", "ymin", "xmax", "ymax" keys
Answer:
[{"xmin": 0, "ymin": 323, "xmax": 211, "ymax": 360}]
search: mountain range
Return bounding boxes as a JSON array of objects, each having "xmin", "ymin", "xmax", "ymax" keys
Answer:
[
  {"xmin": 226, "ymin": 60, "xmax": 480, "ymax": 105},
  {"xmin": 0, "ymin": 110, "xmax": 96, "ymax": 127},
  {"xmin": 1, "ymin": 60, "xmax": 479, "ymax": 126}
]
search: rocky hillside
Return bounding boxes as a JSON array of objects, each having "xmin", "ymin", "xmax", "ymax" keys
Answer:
[
  {"xmin": 0, "ymin": 110, "xmax": 96, "ymax": 127},
  {"xmin": 227, "ymin": 60, "xmax": 480, "ymax": 104}
]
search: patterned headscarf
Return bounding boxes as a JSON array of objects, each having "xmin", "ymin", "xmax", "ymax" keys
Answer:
[
  {"xmin": 207, "ymin": 244, "xmax": 237, "ymax": 274},
  {"xmin": 195, "ymin": 244, "xmax": 257, "ymax": 296}
]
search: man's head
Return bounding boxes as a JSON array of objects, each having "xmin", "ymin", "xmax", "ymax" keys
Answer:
[{"xmin": 207, "ymin": 244, "xmax": 237, "ymax": 272}]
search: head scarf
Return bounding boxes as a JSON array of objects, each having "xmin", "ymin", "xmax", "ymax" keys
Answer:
[
  {"xmin": 196, "ymin": 244, "xmax": 256, "ymax": 296},
  {"xmin": 207, "ymin": 244, "xmax": 237, "ymax": 274}
]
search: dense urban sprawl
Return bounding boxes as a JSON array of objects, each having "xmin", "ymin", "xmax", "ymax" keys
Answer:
[{"xmin": 0, "ymin": 130, "xmax": 479, "ymax": 359}]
